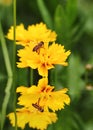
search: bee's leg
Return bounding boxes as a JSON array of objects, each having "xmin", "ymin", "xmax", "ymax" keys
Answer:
[{"xmin": 37, "ymin": 98, "xmax": 41, "ymax": 105}]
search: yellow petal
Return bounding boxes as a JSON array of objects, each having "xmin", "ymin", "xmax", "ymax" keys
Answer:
[
  {"xmin": 6, "ymin": 22, "xmax": 57, "ymax": 46},
  {"xmin": 7, "ymin": 108, "xmax": 57, "ymax": 130},
  {"xmin": 46, "ymin": 88, "xmax": 70, "ymax": 111}
]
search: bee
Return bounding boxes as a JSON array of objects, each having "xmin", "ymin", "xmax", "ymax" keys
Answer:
[
  {"xmin": 32, "ymin": 103, "xmax": 44, "ymax": 112},
  {"xmin": 33, "ymin": 41, "xmax": 44, "ymax": 52}
]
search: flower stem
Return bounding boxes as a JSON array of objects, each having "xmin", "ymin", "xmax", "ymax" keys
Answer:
[
  {"xmin": 13, "ymin": 0, "xmax": 17, "ymax": 130},
  {"xmin": 30, "ymin": 68, "xmax": 34, "ymax": 86},
  {"xmin": 0, "ymin": 22, "xmax": 13, "ymax": 77},
  {"xmin": 0, "ymin": 78, "xmax": 13, "ymax": 130},
  {"xmin": 0, "ymin": 22, "xmax": 13, "ymax": 130},
  {"xmin": 28, "ymin": 67, "xmax": 34, "ymax": 86}
]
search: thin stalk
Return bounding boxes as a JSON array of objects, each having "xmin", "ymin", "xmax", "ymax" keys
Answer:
[
  {"xmin": 1, "ymin": 78, "xmax": 13, "ymax": 130},
  {"xmin": 28, "ymin": 67, "xmax": 34, "ymax": 86},
  {"xmin": 13, "ymin": 0, "xmax": 17, "ymax": 130},
  {"xmin": 0, "ymin": 22, "xmax": 13, "ymax": 130},
  {"xmin": 0, "ymin": 22, "xmax": 13, "ymax": 77},
  {"xmin": 30, "ymin": 68, "xmax": 34, "ymax": 86},
  {"xmin": 49, "ymin": 69, "xmax": 55, "ymax": 85}
]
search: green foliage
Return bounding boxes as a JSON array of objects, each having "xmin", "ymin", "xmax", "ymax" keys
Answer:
[
  {"xmin": 37, "ymin": 0, "xmax": 53, "ymax": 28},
  {"xmin": 54, "ymin": 0, "xmax": 85, "ymax": 49},
  {"xmin": 67, "ymin": 54, "xmax": 85, "ymax": 101},
  {"xmin": 48, "ymin": 108, "xmax": 85, "ymax": 130}
]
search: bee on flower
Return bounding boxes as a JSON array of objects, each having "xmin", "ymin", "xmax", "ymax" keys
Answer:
[
  {"xmin": 17, "ymin": 42, "xmax": 71, "ymax": 77},
  {"xmin": 7, "ymin": 78, "xmax": 70, "ymax": 130},
  {"xmin": 33, "ymin": 41, "xmax": 44, "ymax": 53},
  {"xmin": 16, "ymin": 78, "xmax": 70, "ymax": 112},
  {"xmin": 7, "ymin": 107, "xmax": 57, "ymax": 130}
]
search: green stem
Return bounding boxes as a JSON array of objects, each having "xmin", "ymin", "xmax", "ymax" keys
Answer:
[
  {"xmin": 30, "ymin": 68, "xmax": 34, "ymax": 86},
  {"xmin": 0, "ymin": 21, "xmax": 13, "ymax": 130},
  {"xmin": 13, "ymin": 0, "xmax": 17, "ymax": 130},
  {"xmin": 0, "ymin": 22, "xmax": 13, "ymax": 77},
  {"xmin": 1, "ymin": 78, "xmax": 13, "ymax": 130},
  {"xmin": 28, "ymin": 67, "xmax": 34, "ymax": 86},
  {"xmin": 49, "ymin": 69, "xmax": 55, "ymax": 85}
]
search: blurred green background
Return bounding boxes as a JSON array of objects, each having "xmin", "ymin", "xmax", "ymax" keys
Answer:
[{"xmin": 0, "ymin": 0, "xmax": 93, "ymax": 130}]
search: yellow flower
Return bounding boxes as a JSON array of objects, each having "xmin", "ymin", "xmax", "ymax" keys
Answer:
[
  {"xmin": 16, "ymin": 78, "xmax": 70, "ymax": 112},
  {"xmin": 17, "ymin": 42, "xmax": 71, "ymax": 77},
  {"xmin": 7, "ymin": 107, "xmax": 57, "ymax": 130},
  {"xmin": 6, "ymin": 22, "xmax": 57, "ymax": 46}
]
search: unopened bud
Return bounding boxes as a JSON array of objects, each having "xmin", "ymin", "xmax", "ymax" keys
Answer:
[{"xmin": 85, "ymin": 64, "xmax": 93, "ymax": 70}]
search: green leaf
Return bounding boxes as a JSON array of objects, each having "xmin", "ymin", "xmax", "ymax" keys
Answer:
[
  {"xmin": 37, "ymin": 0, "xmax": 53, "ymax": 28},
  {"xmin": 66, "ymin": 0, "xmax": 77, "ymax": 27},
  {"xmin": 67, "ymin": 54, "xmax": 85, "ymax": 101},
  {"xmin": 71, "ymin": 18, "xmax": 85, "ymax": 44},
  {"xmin": 54, "ymin": 4, "xmax": 70, "ymax": 45},
  {"xmin": 48, "ymin": 108, "xmax": 85, "ymax": 130},
  {"xmin": 85, "ymin": 15, "xmax": 93, "ymax": 35},
  {"xmin": 54, "ymin": 4, "xmax": 64, "ymax": 33},
  {"xmin": 85, "ymin": 121, "xmax": 93, "ymax": 130}
]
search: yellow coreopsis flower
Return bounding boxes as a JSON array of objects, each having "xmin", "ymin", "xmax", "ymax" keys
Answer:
[
  {"xmin": 17, "ymin": 42, "xmax": 71, "ymax": 77},
  {"xmin": 7, "ymin": 107, "xmax": 57, "ymax": 130},
  {"xmin": 6, "ymin": 22, "xmax": 57, "ymax": 46},
  {"xmin": 16, "ymin": 78, "xmax": 70, "ymax": 112}
]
